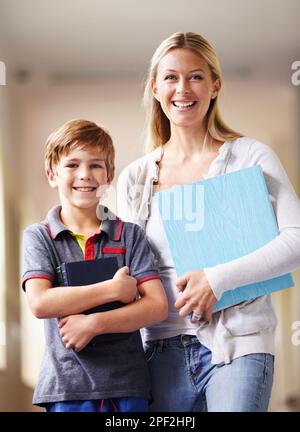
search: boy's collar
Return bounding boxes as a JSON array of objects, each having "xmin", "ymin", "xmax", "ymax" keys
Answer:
[
  {"xmin": 98, "ymin": 205, "xmax": 124, "ymax": 241},
  {"xmin": 46, "ymin": 205, "xmax": 123, "ymax": 241}
]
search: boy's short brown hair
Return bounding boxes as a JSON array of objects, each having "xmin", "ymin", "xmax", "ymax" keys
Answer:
[{"xmin": 45, "ymin": 119, "xmax": 115, "ymax": 181}]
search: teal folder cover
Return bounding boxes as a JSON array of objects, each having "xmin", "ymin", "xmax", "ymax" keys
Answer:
[{"xmin": 155, "ymin": 166, "xmax": 294, "ymax": 312}]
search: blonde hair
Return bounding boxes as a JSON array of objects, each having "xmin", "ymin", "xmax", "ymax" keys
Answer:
[
  {"xmin": 44, "ymin": 119, "xmax": 115, "ymax": 181},
  {"xmin": 144, "ymin": 32, "xmax": 242, "ymax": 151}
]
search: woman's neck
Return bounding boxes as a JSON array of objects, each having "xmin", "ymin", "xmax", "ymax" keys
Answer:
[{"xmin": 164, "ymin": 126, "xmax": 212, "ymax": 161}]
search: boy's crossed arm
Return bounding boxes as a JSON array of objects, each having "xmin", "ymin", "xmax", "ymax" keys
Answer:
[
  {"xmin": 25, "ymin": 266, "xmax": 136, "ymax": 319},
  {"xmin": 26, "ymin": 263, "xmax": 168, "ymax": 352},
  {"xmin": 59, "ymin": 277, "xmax": 168, "ymax": 352}
]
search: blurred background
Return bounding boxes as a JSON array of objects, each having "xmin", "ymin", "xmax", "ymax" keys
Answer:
[{"xmin": 0, "ymin": 0, "xmax": 300, "ymax": 411}]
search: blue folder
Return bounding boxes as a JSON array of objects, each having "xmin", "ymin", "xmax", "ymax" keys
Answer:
[{"xmin": 155, "ymin": 166, "xmax": 293, "ymax": 312}]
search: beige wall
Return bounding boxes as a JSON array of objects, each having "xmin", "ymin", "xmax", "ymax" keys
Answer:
[
  {"xmin": 0, "ymin": 85, "xmax": 7, "ymax": 370},
  {"xmin": 0, "ymin": 83, "xmax": 24, "ymax": 410},
  {"xmin": 1, "ymin": 75, "xmax": 299, "ymax": 410},
  {"xmin": 15, "ymin": 78, "xmax": 146, "ymax": 221}
]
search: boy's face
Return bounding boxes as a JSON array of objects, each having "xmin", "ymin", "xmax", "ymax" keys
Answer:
[{"xmin": 47, "ymin": 146, "xmax": 110, "ymax": 212}]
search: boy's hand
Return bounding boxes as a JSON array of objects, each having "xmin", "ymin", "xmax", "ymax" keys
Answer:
[
  {"xmin": 112, "ymin": 266, "xmax": 137, "ymax": 303},
  {"xmin": 59, "ymin": 314, "xmax": 96, "ymax": 352}
]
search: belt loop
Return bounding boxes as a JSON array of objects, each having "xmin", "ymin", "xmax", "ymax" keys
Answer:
[
  {"xmin": 156, "ymin": 339, "xmax": 163, "ymax": 353},
  {"xmin": 181, "ymin": 334, "xmax": 191, "ymax": 345}
]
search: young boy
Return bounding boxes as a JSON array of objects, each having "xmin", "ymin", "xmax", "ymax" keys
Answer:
[{"xmin": 21, "ymin": 119, "xmax": 168, "ymax": 412}]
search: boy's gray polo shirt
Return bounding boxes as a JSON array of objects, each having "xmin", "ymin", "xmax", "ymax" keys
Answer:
[{"xmin": 22, "ymin": 205, "xmax": 160, "ymax": 406}]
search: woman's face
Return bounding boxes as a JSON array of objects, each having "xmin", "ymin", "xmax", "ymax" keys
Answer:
[{"xmin": 152, "ymin": 48, "xmax": 220, "ymax": 130}]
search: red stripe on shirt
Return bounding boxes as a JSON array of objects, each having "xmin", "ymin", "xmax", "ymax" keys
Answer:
[
  {"xmin": 102, "ymin": 247, "xmax": 126, "ymax": 254},
  {"xmin": 42, "ymin": 221, "xmax": 56, "ymax": 240},
  {"xmin": 84, "ymin": 237, "xmax": 95, "ymax": 260},
  {"xmin": 114, "ymin": 219, "xmax": 124, "ymax": 241},
  {"xmin": 137, "ymin": 275, "xmax": 161, "ymax": 286},
  {"xmin": 22, "ymin": 274, "xmax": 53, "ymax": 291}
]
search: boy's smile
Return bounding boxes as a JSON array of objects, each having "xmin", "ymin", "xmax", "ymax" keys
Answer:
[{"xmin": 73, "ymin": 186, "xmax": 97, "ymax": 192}]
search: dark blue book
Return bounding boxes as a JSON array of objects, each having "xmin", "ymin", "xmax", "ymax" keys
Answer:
[{"xmin": 56, "ymin": 257, "xmax": 132, "ymax": 343}]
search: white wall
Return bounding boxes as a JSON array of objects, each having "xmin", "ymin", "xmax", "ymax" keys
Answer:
[{"xmin": 221, "ymin": 79, "xmax": 299, "ymax": 186}]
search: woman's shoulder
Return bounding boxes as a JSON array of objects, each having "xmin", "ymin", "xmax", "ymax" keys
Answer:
[
  {"xmin": 230, "ymin": 136, "xmax": 272, "ymax": 152},
  {"xmin": 229, "ymin": 136, "xmax": 278, "ymax": 165},
  {"xmin": 118, "ymin": 147, "xmax": 162, "ymax": 183}
]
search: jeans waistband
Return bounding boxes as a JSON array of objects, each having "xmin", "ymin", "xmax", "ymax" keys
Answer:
[{"xmin": 153, "ymin": 334, "xmax": 199, "ymax": 350}]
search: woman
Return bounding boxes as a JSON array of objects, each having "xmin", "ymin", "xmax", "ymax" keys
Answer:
[{"xmin": 117, "ymin": 32, "xmax": 300, "ymax": 412}]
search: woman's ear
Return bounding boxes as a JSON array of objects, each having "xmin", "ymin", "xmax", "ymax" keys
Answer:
[
  {"xmin": 211, "ymin": 78, "xmax": 221, "ymax": 99},
  {"xmin": 151, "ymin": 79, "xmax": 160, "ymax": 102}
]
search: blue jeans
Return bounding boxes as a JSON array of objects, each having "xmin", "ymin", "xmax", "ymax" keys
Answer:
[
  {"xmin": 144, "ymin": 335, "xmax": 274, "ymax": 412},
  {"xmin": 46, "ymin": 397, "xmax": 148, "ymax": 412}
]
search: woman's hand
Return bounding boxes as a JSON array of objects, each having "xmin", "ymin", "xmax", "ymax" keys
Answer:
[
  {"xmin": 59, "ymin": 314, "xmax": 97, "ymax": 352},
  {"xmin": 174, "ymin": 270, "xmax": 217, "ymax": 322}
]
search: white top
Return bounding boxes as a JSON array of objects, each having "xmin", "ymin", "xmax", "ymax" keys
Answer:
[
  {"xmin": 144, "ymin": 198, "xmax": 199, "ymax": 340},
  {"xmin": 117, "ymin": 138, "xmax": 300, "ymax": 364}
]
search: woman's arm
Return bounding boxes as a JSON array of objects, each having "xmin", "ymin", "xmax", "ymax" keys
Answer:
[
  {"xmin": 204, "ymin": 142, "xmax": 300, "ymax": 300},
  {"xmin": 175, "ymin": 142, "xmax": 300, "ymax": 320}
]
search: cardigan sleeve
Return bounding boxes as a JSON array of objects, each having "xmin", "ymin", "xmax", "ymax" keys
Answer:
[
  {"xmin": 117, "ymin": 165, "xmax": 135, "ymax": 222},
  {"xmin": 204, "ymin": 141, "xmax": 300, "ymax": 300}
]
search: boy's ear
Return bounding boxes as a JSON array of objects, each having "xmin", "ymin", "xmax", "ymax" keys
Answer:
[{"xmin": 46, "ymin": 168, "xmax": 58, "ymax": 189}]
